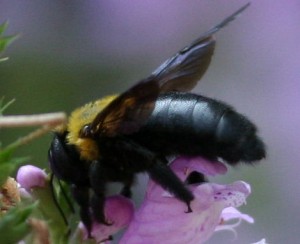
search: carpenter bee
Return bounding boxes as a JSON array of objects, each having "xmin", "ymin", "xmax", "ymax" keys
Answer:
[{"xmin": 48, "ymin": 3, "xmax": 265, "ymax": 237}]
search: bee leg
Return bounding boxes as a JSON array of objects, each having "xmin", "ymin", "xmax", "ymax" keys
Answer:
[
  {"xmin": 91, "ymin": 193, "xmax": 113, "ymax": 226},
  {"xmin": 120, "ymin": 176, "xmax": 134, "ymax": 198},
  {"xmin": 148, "ymin": 158, "xmax": 194, "ymax": 213},
  {"xmin": 89, "ymin": 161, "xmax": 113, "ymax": 226},
  {"xmin": 185, "ymin": 202, "xmax": 193, "ymax": 213},
  {"xmin": 114, "ymin": 138, "xmax": 194, "ymax": 213},
  {"xmin": 71, "ymin": 184, "xmax": 93, "ymax": 238},
  {"xmin": 120, "ymin": 185, "xmax": 132, "ymax": 198}
]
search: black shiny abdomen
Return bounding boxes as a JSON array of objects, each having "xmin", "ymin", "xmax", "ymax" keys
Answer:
[{"xmin": 129, "ymin": 92, "xmax": 265, "ymax": 164}]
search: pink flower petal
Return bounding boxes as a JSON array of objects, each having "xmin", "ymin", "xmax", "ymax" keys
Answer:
[
  {"xmin": 147, "ymin": 156, "xmax": 228, "ymax": 200},
  {"xmin": 220, "ymin": 206, "xmax": 254, "ymax": 223},
  {"xmin": 81, "ymin": 195, "xmax": 134, "ymax": 243},
  {"xmin": 207, "ymin": 181, "xmax": 251, "ymax": 208},
  {"xmin": 121, "ymin": 178, "xmax": 251, "ymax": 244},
  {"xmin": 16, "ymin": 165, "xmax": 47, "ymax": 191},
  {"xmin": 170, "ymin": 156, "xmax": 227, "ymax": 181},
  {"xmin": 180, "ymin": 156, "xmax": 227, "ymax": 175},
  {"xmin": 215, "ymin": 207, "xmax": 254, "ymax": 237}
]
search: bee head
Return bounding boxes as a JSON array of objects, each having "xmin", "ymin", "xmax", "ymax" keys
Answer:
[{"xmin": 48, "ymin": 132, "xmax": 90, "ymax": 185}]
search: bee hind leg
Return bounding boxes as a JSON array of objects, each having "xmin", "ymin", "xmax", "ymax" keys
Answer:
[
  {"xmin": 120, "ymin": 176, "xmax": 134, "ymax": 198},
  {"xmin": 148, "ymin": 158, "xmax": 194, "ymax": 213}
]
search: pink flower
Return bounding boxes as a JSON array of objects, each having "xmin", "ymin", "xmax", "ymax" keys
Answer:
[
  {"xmin": 16, "ymin": 165, "xmax": 47, "ymax": 191},
  {"xmin": 216, "ymin": 206, "xmax": 254, "ymax": 234},
  {"xmin": 120, "ymin": 157, "xmax": 253, "ymax": 244},
  {"xmin": 80, "ymin": 195, "xmax": 135, "ymax": 243},
  {"xmin": 15, "ymin": 160, "xmax": 255, "ymax": 243}
]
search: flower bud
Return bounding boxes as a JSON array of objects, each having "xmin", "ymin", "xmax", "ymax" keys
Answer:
[{"xmin": 16, "ymin": 165, "xmax": 47, "ymax": 191}]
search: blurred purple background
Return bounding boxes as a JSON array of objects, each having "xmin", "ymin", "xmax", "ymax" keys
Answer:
[{"xmin": 1, "ymin": 0, "xmax": 299, "ymax": 243}]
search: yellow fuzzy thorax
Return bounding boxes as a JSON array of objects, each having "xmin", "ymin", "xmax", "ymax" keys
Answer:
[{"xmin": 66, "ymin": 95, "xmax": 117, "ymax": 161}]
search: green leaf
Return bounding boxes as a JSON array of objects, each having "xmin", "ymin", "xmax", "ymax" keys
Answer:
[
  {"xmin": 0, "ymin": 21, "xmax": 8, "ymax": 35},
  {"xmin": 0, "ymin": 35, "xmax": 18, "ymax": 53},
  {"xmin": 0, "ymin": 146, "xmax": 15, "ymax": 164},
  {"xmin": 0, "ymin": 156, "xmax": 28, "ymax": 186},
  {"xmin": 32, "ymin": 181, "xmax": 70, "ymax": 244},
  {"xmin": 0, "ymin": 203, "xmax": 37, "ymax": 243},
  {"xmin": 0, "ymin": 21, "xmax": 18, "ymax": 62},
  {"xmin": 0, "ymin": 145, "xmax": 28, "ymax": 185}
]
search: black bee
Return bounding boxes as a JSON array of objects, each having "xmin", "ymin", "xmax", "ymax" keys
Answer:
[{"xmin": 48, "ymin": 3, "xmax": 265, "ymax": 237}]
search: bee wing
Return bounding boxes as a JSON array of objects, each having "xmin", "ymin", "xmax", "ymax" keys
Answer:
[
  {"xmin": 89, "ymin": 77, "xmax": 159, "ymax": 136},
  {"xmin": 153, "ymin": 2, "xmax": 250, "ymax": 92},
  {"xmin": 89, "ymin": 3, "xmax": 250, "ymax": 137}
]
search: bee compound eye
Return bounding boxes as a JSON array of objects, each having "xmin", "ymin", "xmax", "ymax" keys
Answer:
[{"xmin": 80, "ymin": 124, "xmax": 92, "ymax": 138}]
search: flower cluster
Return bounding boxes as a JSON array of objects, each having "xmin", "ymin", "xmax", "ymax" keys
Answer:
[
  {"xmin": 13, "ymin": 157, "xmax": 256, "ymax": 243},
  {"xmin": 120, "ymin": 157, "xmax": 253, "ymax": 244}
]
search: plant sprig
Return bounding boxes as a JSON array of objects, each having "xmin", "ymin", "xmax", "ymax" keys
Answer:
[{"xmin": 0, "ymin": 21, "xmax": 18, "ymax": 62}]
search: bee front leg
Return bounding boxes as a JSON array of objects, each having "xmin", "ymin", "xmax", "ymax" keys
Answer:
[
  {"xmin": 71, "ymin": 184, "xmax": 93, "ymax": 238},
  {"xmin": 89, "ymin": 161, "xmax": 113, "ymax": 226}
]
